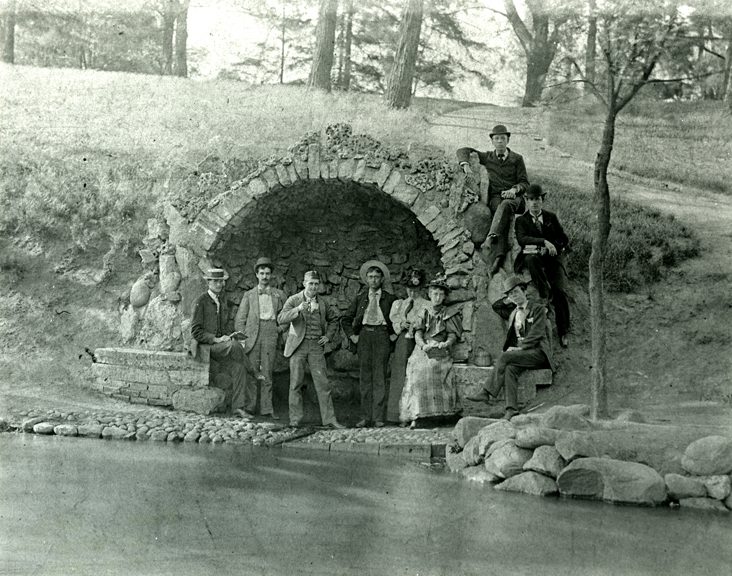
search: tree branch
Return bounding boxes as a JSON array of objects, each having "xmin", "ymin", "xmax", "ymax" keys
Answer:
[{"xmin": 502, "ymin": 0, "xmax": 532, "ymax": 55}]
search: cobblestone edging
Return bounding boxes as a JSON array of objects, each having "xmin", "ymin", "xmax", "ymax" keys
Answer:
[{"xmin": 0, "ymin": 408, "xmax": 452, "ymax": 458}]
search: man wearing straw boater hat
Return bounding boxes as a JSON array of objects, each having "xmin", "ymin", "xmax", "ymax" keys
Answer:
[
  {"xmin": 234, "ymin": 257, "xmax": 286, "ymax": 420},
  {"xmin": 278, "ymin": 270, "xmax": 345, "ymax": 429},
  {"xmin": 191, "ymin": 268, "xmax": 264, "ymax": 418},
  {"xmin": 456, "ymin": 124, "xmax": 530, "ymax": 275},
  {"xmin": 342, "ymin": 260, "xmax": 397, "ymax": 428},
  {"xmin": 467, "ymin": 274, "xmax": 554, "ymax": 419}
]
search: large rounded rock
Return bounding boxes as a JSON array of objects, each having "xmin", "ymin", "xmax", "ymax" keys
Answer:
[
  {"xmin": 523, "ymin": 445, "xmax": 566, "ymax": 479},
  {"xmin": 515, "ymin": 426, "xmax": 558, "ymax": 449},
  {"xmin": 702, "ymin": 475, "xmax": 731, "ymax": 500},
  {"xmin": 33, "ymin": 422, "xmax": 55, "ymax": 435},
  {"xmin": 664, "ymin": 473, "xmax": 706, "ymax": 500},
  {"xmin": 171, "ymin": 387, "xmax": 226, "ymax": 415},
  {"xmin": 53, "ymin": 424, "xmax": 78, "ymax": 437},
  {"xmin": 446, "ymin": 447, "xmax": 470, "ymax": 472},
  {"xmin": 102, "ymin": 426, "xmax": 131, "ymax": 440},
  {"xmin": 557, "ymin": 457, "xmax": 666, "ymax": 506},
  {"xmin": 453, "ymin": 416, "xmax": 499, "ymax": 448},
  {"xmin": 555, "ymin": 431, "xmax": 600, "ymax": 461},
  {"xmin": 495, "ymin": 471, "xmax": 558, "ymax": 497},
  {"xmin": 461, "ymin": 420, "xmax": 516, "ymax": 466},
  {"xmin": 461, "ymin": 466, "xmax": 501, "ymax": 485},
  {"xmin": 77, "ymin": 423, "xmax": 103, "ymax": 438},
  {"xmin": 484, "ymin": 440, "xmax": 533, "ymax": 479},
  {"xmin": 681, "ymin": 436, "xmax": 732, "ymax": 476},
  {"xmin": 679, "ymin": 497, "xmax": 729, "ymax": 513},
  {"xmin": 539, "ymin": 405, "xmax": 591, "ymax": 431}
]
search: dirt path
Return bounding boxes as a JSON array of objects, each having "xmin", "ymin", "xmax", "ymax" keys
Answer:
[{"xmin": 430, "ymin": 105, "xmax": 732, "ymax": 427}]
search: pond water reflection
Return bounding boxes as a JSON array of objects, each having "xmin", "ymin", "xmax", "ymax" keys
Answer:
[{"xmin": 1, "ymin": 435, "xmax": 729, "ymax": 576}]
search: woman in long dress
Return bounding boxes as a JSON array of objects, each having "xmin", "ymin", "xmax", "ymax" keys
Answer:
[
  {"xmin": 386, "ymin": 269, "xmax": 429, "ymax": 424},
  {"xmin": 399, "ymin": 277, "xmax": 462, "ymax": 428}
]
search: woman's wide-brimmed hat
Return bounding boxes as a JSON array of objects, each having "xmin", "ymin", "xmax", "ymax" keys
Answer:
[
  {"xmin": 427, "ymin": 276, "xmax": 450, "ymax": 293},
  {"xmin": 402, "ymin": 268, "xmax": 425, "ymax": 288},
  {"xmin": 489, "ymin": 124, "xmax": 511, "ymax": 138},
  {"xmin": 503, "ymin": 274, "xmax": 528, "ymax": 295},
  {"xmin": 203, "ymin": 268, "xmax": 229, "ymax": 281},
  {"xmin": 359, "ymin": 260, "xmax": 391, "ymax": 285}
]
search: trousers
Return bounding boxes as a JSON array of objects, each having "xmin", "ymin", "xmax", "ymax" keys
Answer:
[
  {"xmin": 288, "ymin": 339, "xmax": 337, "ymax": 426},
  {"xmin": 210, "ymin": 340, "xmax": 251, "ymax": 412},
  {"xmin": 487, "ymin": 195, "xmax": 524, "ymax": 263},
  {"xmin": 487, "ymin": 348, "xmax": 549, "ymax": 410},
  {"xmin": 358, "ymin": 326, "xmax": 391, "ymax": 423},
  {"xmin": 244, "ymin": 319, "xmax": 278, "ymax": 415},
  {"xmin": 522, "ymin": 254, "xmax": 570, "ymax": 337}
]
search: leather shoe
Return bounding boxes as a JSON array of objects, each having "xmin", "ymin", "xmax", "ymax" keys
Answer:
[
  {"xmin": 374, "ymin": 421, "xmax": 385, "ymax": 428},
  {"xmin": 327, "ymin": 421, "xmax": 345, "ymax": 429},
  {"xmin": 235, "ymin": 409, "xmax": 255, "ymax": 420},
  {"xmin": 355, "ymin": 419, "xmax": 368, "ymax": 428},
  {"xmin": 466, "ymin": 389, "xmax": 492, "ymax": 403},
  {"xmin": 503, "ymin": 407, "xmax": 520, "ymax": 420},
  {"xmin": 262, "ymin": 413, "xmax": 279, "ymax": 420}
]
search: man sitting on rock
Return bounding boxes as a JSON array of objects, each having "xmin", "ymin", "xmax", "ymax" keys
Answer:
[
  {"xmin": 191, "ymin": 268, "xmax": 264, "ymax": 418},
  {"xmin": 278, "ymin": 270, "xmax": 345, "ymax": 429},
  {"xmin": 467, "ymin": 275, "xmax": 554, "ymax": 419},
  {"xmin": 456, "ymin": 124, "xmax": 530, "ymax": 275},
  {"xmin": 514, "ymin": 184, "xmax": 571, "ymax": 348}
]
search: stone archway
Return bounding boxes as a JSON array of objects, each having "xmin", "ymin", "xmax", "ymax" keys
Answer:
[{"xmin": 163, "ymin": 125, "xmax": 500, "ymax": 363}]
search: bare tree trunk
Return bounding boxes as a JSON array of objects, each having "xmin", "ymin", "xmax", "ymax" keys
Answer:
[
  {"xmin": 1, "ymin": 0, "xmax": 16, "ymax": 64},
  {"xmin": 162, "ymin": 1, "xmax": 176, "ymax": 75},
  {"xmin": 385, "ymin": 0, "xmax": 423, "ymax": 109},
  {"xmin": 279, "ymin": 2, "xmax": 285, "ymax": 84},
  {"xmin": 585, "ymin": 0, "xmax": 597, "ymax": 94},
  {"xmin": 522, "ymin": 37, "xmax": 553, "ymax": 106},
  {"xmin": 342, "ymin": 0, "xmax": 354, "ymax": 90},
  {"xmin": 722, "ymin": 22, "xmax": 732, "ymax": 102},
  {"xmin": 174, "ymin": 0, "xmax": 189, "ymax": 77},
  {"xmin": 590, "ymin": 106, "xmax": 615, "ymax": 421},
  {"xmin": 308, "ymin": 0, "xmax": 338, "ymax": 91}
]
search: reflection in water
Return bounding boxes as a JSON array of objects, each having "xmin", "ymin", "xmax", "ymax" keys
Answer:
[{"xmin": 1, "ymin": 435, "xmax": 730, "ymax": 576}]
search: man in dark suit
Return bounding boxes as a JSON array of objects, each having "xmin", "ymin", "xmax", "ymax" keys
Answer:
[
  {"xmin": 467, "ymin": 275, "xmax": 554, "ymax": 419},
  {"xmin": 456, "ymin": 124, "xmax": 530, "ymax": 274},
  {"xmin": 234, "ymin": 257, "xmax": 286, "ymax": 420},
  {"xmin": 343, "ymin": 260, "xmax": 397, "ymax": 428},
  {"xmin": 278, "ymin": 270, "xmax": 344, "ymax": 429},
  {"xmin": 514, "ymin": 184, "xmax": 571, "ymax": 348},
  {"xmin": 191, "ymin": 268, "xmax": 263, "ymax": 417}
]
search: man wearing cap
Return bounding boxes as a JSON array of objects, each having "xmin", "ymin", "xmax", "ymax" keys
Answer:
[
  {"xmin": 234, "ymin": 257, "xmax": 286, "ymax": 419},
  {"xmin": 278, "ymin": 271, "xmax": 344, "ymax": 429},
  {"xmin": 514, "ymin": 184, "xmax": 571, "ymax": 348},
  {"xmin": 342, "ymin": 260, "xmax": 397, "ymax": 428},
  {"xmin": 191, "ymin": 268, "xmax": 264, "ymax": 417},
  {"xmin": 466, "ymin": 274, "xmax": 554, "ymax": 419},
  {"xmin": 456, "ymin": 124, "xmax": 530, "ymax": 275}
]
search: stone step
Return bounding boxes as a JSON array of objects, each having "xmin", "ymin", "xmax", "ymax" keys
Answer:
[{"xmin": 452, "ymin": 364, "xmax": 553, "ymax": 406}]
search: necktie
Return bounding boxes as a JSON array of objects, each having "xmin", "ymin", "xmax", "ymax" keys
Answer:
[
  {"xmin": 497, "ymin": 154, "xmax": 504, "ymax": 162},
  {"xmin": 403, "ymin": 298, "xmax": 414, "ymax": 318},
  {"xmin": 365, "ymin": 292, "xmax": 381, "ymax": 325},
  {"xmin": 258, "ymin": 288, "xmax": 270, "ymax": 295},
  {"xmin": 533, "ymin": 217, "xmax": 542, "ymax": 232}
]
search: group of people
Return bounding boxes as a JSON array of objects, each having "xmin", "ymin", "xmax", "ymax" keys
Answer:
[{"xmin": 190, "ymin": 122, "xmax": 572, "ymax": 424}]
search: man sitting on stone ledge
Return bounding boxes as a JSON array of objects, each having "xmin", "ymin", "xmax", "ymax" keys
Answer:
[
  {"xmin": 191, "ymin": 268, "xmax": 264, "ymax": 418},
  {"xmin": 467, "ymin": 275, "xmax": 554, "ymax": 419}
]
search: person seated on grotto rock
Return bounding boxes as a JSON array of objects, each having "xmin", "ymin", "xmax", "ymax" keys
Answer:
[
  {"xmin": 466, "ymin": 274, "xmax": 554, "ymax": 420},
  {"xmin": 191, "ymin": 268, "xmax": 264, "ymax": 418}
]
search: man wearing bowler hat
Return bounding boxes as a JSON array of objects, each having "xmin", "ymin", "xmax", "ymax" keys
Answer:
[
  {"xmin": 456, "ymin": 124, "xmax": 530, "ymax": 275},
  {"xmin": 467, "ymin": 274, "xmax": 554, "ymax": 420},
  {"xmin": 514, "ymin": 184, "xmax": 571, "ymax": 348},
  {"xmin": 191, "ymin": 268, "xmax": 264, "ymax": 417},
  {"xmin": 343, "ymin": 260, "xmax": 397, "ymax": 427},
  {"xmin": 278, "ymin": 271, "xmax": 344, "ymax": 429},
  {"xmin": 234, "ymin": 257, "xmax": 286, "ymax": 419}
]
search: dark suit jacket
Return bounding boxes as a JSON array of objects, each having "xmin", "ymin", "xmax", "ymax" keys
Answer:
[
  {"xmin": 234, "ymin": 286, "xmax": 286, "ymax": 353},
  {"xmin": 278, "ymin": 291, "xmax": 338, "ymax": 358},
  {"xmin": 191, "ymin": 292, "xmax": 228, "ymax": 344},
  {"xmin": 456, "ymin": 147, "xmax": 529, "ymax": 200},
  {"xmin": 342, "ymin": 288, "xmax": 397, "ymax": 337},
  {"xmin": 513, "ymin": 209, "xmax": 569, "ymax": 273},
  {"xmin": 503, "ymin": 300, "xmax": 555, "ymax": 371}
]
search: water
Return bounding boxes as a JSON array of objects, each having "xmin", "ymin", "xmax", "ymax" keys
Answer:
[{"xmin": 1, "ymin": 435, "xmax": 729, "ymax": 576}]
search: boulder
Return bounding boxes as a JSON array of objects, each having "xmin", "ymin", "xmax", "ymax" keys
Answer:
[
  {"xmin": 484, "ymin": 440, "xmax": 533, "ymax": 479},
  {"xmin": 446, "ymin": 447, "xmax": 470, "ymax": 472},
  {"xmin": 510, "ymin": 413, "xmax": 540, "ymax": 427},
  {"xmin": 453, "ymin": 416, "xmax": 499, "ymax": 448},
  {"xmin": 22, "ymin": 416, "xmax": 45, "ymax": 432},
  {"xmin": 485, "ymin": 437, "xmax": 515, "ymax": 459},
  {"xmin": 523, "ymin": 445, "xmax": 566, "ymax": 479},
  {"xmin": 171, "ymin": 387, "xmax": 226, "ymax": 415},
  {"xmin": 664, "ymin": 473, "xmax": 706, "ymax": 500},
  {"xmin": 701, "ymin": 475, "xmax": 731, "ymax": 500},
  {"xmin": 77, "ymin": 423, "xmax": 103, "ymax": 438},
  {"xmin": 461, "ymin": 466, "xmax": 501, "ymax": 485},
  {"xmin": 53, "ymin": 424, "xmax": 78, "ymax": 437},
  {"xmin": 461, "ymin": 420, "xmax": 516, "ymax": 465},
  {"xmin": 33, "ymin": 422, "xmax": 55, "ymax": 435},
  {"xmin": 555, "ymin": 431, "xmax": 600, "ymax": 461},
  {"xmin": 725, "ymin": 493, "xmax": 732, "ymax": 510},
  {"xmin": 557, "ymin": 457, "xmax": 666, "ymax": 506},
  {"xmin": 681, "ymin": 436, "xmax": 732, "ymax": 476},
  {"xmin": 495, "ymin": 471, "xmax": 558, "ymax": 497},
  {"xmin": 158, "ymin": 253, "xmax": 182, "ymax": 294},
  {"xmin": 101, "ymin": 426, "xmax": 131, "ymax": 440},
  {"xmin": 514, "ymin": 426, "xmax": 559, "ymax": 449},
  {"xmin": 539, "ymin": 405, "xmax": 591, "ymax": 431},
  {"xmin": 678, "ymin": 497, "xmax": 729, "ymax": 513},
  {"xmin": 137, "ymin": 296, "xmax": 185, "ymax": 351}
]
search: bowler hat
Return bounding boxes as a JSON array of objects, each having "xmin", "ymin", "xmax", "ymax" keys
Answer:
[
  {"xmin": 203, "ymin": 268, "xmax": 229, "ymax": 281},
  {"xmin": 489, "ymin": 124, "xmax": 511, "ymax": 138},
  {"xmin": 254, "ymin": 257, "xmax": 273, "ymax": 272},
  {"xmin": 503, "ymin": 274, "xmax": 528, "ymax": 295},
  {"xmin": 525, "ymin": 184, "xmax": 546, "ymax": 199},
  {"xmin": 359, "ymin": 260, "xmax": 391, "ymax": 285}
]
